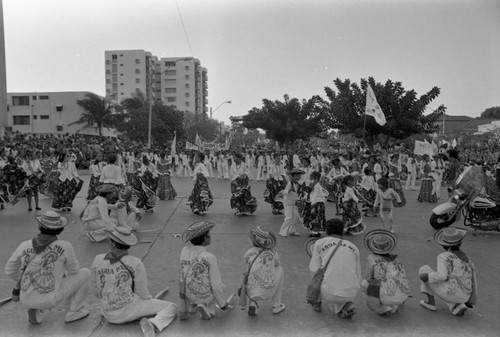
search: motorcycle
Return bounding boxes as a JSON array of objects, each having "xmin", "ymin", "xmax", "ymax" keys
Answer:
[{"xmin": 430, "ymin": 165, "xmax": 500, "ymax": 233}]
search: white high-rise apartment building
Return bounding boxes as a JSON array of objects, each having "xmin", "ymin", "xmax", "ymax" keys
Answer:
[{"xmin": 105, "ymin": 50, "xmax": 208, "ymax": 118}]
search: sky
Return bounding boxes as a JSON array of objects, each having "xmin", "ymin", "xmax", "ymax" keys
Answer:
[{"xmin": 2, "ymin": 0, "xmax": 499, "ymax": 124}]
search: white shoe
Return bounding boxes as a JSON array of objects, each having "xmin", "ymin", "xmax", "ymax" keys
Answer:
[
  {"xmin": 272, "ymin": 303, "xmax": 286, "ymax": 314},
  {"xmin": 140, "ymin": 318, "xmax": 156, "ymax": 337},
  {"xmin": 65, "ymin": 308, "xmax": 89, "ymax": 323}
]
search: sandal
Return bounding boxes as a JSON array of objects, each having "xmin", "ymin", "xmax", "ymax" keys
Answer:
[
  {"xmin": 248, "ymin": 301, "xmax": 258, "ymax": 316},
  {"xmin": 419, "ymin": 300, "xmax": 437, "ymax": 312},
  {"xmin": 451, "ymin": 303, "xmax": 467, "ymax": 316},
  {"xmin": 337, "ymin": 302, "xmax": 356, "ymax": 319}
]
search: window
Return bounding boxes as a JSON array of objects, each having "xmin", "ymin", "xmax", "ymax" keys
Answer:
[
  {"xmin": 185, "ymin": 65, "xmax": 189, "ymax": 70},
  {"xmin": 120, "ymin": 64, "xmax": 123, "ymax": 66},
  {"xmin": 185, "ymin": 83, "xmax": 189, "ymax": 89},
  {"xmin": 120, "ymin": 83, "xmax": 124, "ymax": 86},
  {"xmin": 112, "ymin": 54, "xmax": 117, "ymax": 60},
  {"xmin": 165, "ymin": 61, "xmax": 176, "ymax": 67},
  {"xmin": 106, "ymin": 89, "xmax": 111, "ymax": 94},
  {"xmin": 135, "ymin": 69, "xmax": 140, "ymax": 74},
  {"xmin": 112, "ymin": 74, "xmax": 118, "ymax": 82},
  {"xmin": 13, "ymin": 115, "xmax": 30, "ymax": 125},
  {"xmin": 120, "ymin": 93, "xmax": 124, "ymax": 95},
  {"xmin": 185, "ymin": 93, "xmax": 189, "ymax": 97},
  {"xmin": 135, "ymin": 78, "xmax": 140, "ymax": 83},
  {"xmin": 106, "ymin": 70, "xmax": 111, "ymax": 74},
  {"xmin": 166, "ymin": 79, "xmax": 176, "ymax": 85},
  {"xmin": 112, "ymin": 84, "xmax": 118, "ymax": 91},
  {"xmin": 32, "ymin": 96, "xmax": 37, "ymax": 100},
  {"xmin": 135, "ymin": 59, "xmax": 140, "ymax": 64},
  {"xmin": 39, "ymin": 95, "xmax": 49, "ymax": 100},
  {"xmin": 112, "ymin": 64, "xmax": 117, "ymax": 72},
  {"xmin": 56, "ymin": 125, "xmax": 63, "ymax": 131},
  {"xmin": 106, "ymin": 79, "xmax": 111, "ymax": 84},
  {"xmin": 167, "ymin": 97, "xmax": 176, "ymax": 102},
  {"xmin": 185, "ymin": 101, "xmax": 190, "ymax": 106},
  {"xmin": 165, "ymin": 70, "xmax": 176, "ymax": 76},
  {"xmin": 106, "ymin": 60, "xmax": 110, "ymax": 65},
  {"xmin": 12, "ymin": 96, "xmax": 30, "ymax": 106},
  {"xmin": 40, "ymin": 115, "xmax": 49, "ymax": 120},
  {"xmin": 185, "ymin": 75, "xmax": 189, "ymax": 80},
  {"xmin": 120, "ymin": 54, "xmax": 123, "ymax": 57},
  {"xmin": 165, "ymin": 88, "xmax": 176, "ymax": 94},
  {"xmin": 33, "ymin": 115, "xmax": 37, "ymax": 119}
]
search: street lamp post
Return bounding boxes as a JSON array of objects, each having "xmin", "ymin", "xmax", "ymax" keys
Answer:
[
  {"xmin": 148, "ymin": 57, "xmax": 192, "ymax": 148},
  {"xmin": 210, "ymin": 100, "xmax": 231, "ymax": 120}
]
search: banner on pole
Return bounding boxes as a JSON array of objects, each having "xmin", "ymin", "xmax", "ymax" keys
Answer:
[
  {"xmin": 186, "ymin": 141, "xmax": 198, "ymax": 151},
  {"xmin": 414, "ymin": 140, "xmax": 435, "ymax": 156},
  {"xmin": 170, "ymin": 132, "xmax": 176, "ymax": 157}
]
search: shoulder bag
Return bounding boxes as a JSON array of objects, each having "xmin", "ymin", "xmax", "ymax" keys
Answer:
[
  {"xmin": 306, "ymin": 239, "xmax": 343, "ymax": 305},
  {"xmin": 238, "ymin": 248, "xmax": 267, "ymax": 307}
]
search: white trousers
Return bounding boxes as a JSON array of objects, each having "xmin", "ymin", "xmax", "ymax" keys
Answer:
[
  {"xmin": 405, "ymin": 171, "xmax": 417, "ymax": 190},
  {"xmin": 279, "ymin": 205, "xmax": 302, "ymax": 236},
  {"xmin": 107, "ymin": 298, "xmax": 178, "ymax": 332},
  {"xmin": 25, "ymin": 268, "xmax": 90, "ymax": 312}
]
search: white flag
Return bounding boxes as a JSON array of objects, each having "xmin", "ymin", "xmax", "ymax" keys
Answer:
[
  {"xmin": 452, "ymin": 138, "xmax": 457, "ymax": 148},
  {"xmin": 170, "ymin": 132, "xmax": 176, "ymax": 157},
  {"xmin": 365, "ymin": 85, "xmax": 386, "ymax": 126}
]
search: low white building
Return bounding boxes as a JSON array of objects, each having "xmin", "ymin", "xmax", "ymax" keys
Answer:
[
  {"xmin": 6, "ymin": 91, "xmax": 117, "ymax": 137},
  {"xmin": 475, "ymin": 120, "xmax": 500, "ymax": 135}
]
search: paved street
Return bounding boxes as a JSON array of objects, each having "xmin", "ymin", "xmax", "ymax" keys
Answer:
[{"xmin": 0, "ymin": 174, "xmax": 499, "ymax": 337}]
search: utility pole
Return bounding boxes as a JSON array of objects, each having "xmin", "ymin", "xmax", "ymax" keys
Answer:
[{"xmin": 0, "ymin": 0, "xmax": 8, "ymax": 140}]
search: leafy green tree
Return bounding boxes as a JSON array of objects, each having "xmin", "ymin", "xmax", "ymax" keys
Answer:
[
  {"xmin": 480, "ymin": 106, "xmax": 500, "ymax": 119},
  {"xmin": 183, "ymin": 111, "xmax": 220, "ymax": 143},
  {"xmin": 239, "ymin": 95, "xmax": 328, "ymax": 148},
  {"xmin": 70, "ymin": 93, "xmax": 117, "ymax": 136},
  {"xmin": 117, "ymin": 92, "xmax": 185, "ymax": 147},
  {"xmin": 323, "ymin": 77, "xmax": 446, "ymax": 144}
]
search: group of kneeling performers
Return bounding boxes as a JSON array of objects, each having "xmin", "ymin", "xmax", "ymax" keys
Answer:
[{"xmin": 5, "ymin": 204, "xmax": 477, "ymax": 336}]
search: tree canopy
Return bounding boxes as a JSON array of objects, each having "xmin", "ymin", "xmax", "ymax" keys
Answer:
[
  {"xmin": 323, "ymin": 77, "xmax": 446, "ymax": 144},
  {"xmin": 480, "ymin": 106, "xmax": 500, "ymax": 119},
  {"xmin": 240, "ymin": 94, "xmax": 329, "ymax": 147},
  {"xmin": 116, "ymin": 92, "xmax": 185, "ymax": 147},
  {"xmin": 71, "ymin": 93, "xmax": 117, "ymax": 136}
]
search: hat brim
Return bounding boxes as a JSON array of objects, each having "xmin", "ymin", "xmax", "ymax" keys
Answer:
[
  {"xmin": 105, "ymin": 229, "xmax": 138, "ymax": 246},
  {"xmin": 36, "ymin": 215, "xmax": 68, "ymax": 229},
  {"xmin": 182, "ymin": 221, "xmax": 216, "ymax": 243},
  {"xmin": 304, "ymin": 238, "xmax": 319, "ymax": 257},
  {"xmin": 363, "ymin": 229, "xmax": 397, "ymax": 254},
  {"xmin": 248, "ymin": 228, "xmax": 277, "ymax": 249},
  {"xmin": 434, "ymin": 227, "xmax": 466, "ymax": 247}
]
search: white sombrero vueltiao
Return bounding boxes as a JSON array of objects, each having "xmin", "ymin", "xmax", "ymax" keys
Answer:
[
  {"xmin": 363, "ymin": 229, "xmax": 397, "ymax": 255},
  {"xmin": 182, "ymin": 221, "xmax": 216, "ymax": 244},
  {"xmin": 105, "ymin": 227, "xmax": 138, "ymax": 246},
  {"xmin": 434, "ymin": 227, "xmax": 466, "ymax": 247},
  {"xmin": 36, "ymin": 210, "xmax": 68, "ymax": 230},
  {"xmin": 248, "ymin": 226, "xmax": 277, "ymax": 249}
]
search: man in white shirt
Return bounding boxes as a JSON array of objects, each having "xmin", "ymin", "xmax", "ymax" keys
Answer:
[{"xmin": 309, "ymin": 218, "xmax": 361, "ymax": 318}]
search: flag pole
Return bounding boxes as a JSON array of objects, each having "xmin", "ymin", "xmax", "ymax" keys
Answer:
[{"xmin": 363, "ymin": 111, "xmax": 367, "ymax": 142}]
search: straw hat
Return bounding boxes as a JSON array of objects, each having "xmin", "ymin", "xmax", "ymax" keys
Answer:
[
  {"xmin": 434, "ymin": 227, "xmax": 466, "ymax": 247},
  {"xmin": 97, "ymin": 184, "xmax": 116, "ymax": 194},
  {"xmin": 105, "ymin": 227, "xmax": 138, "ymax": 246},
  {"xmin": 118, "ymin": 186, "xmax": 133, "ymax": 201},
  {"xmin": 248, "ymin": 226, "xmax": 277, "ymax": 249},
  {"xmin": 363, "ymin": 229, "xmax": 398, "ymax": 255},
  {"xmin": 182, "ymin": 221, "xmax": 216, "ymax": 243},
  {"xmin": 304, "ymin": 238, "xmax": 319, "ymax": 257},
  {"xmin": 36, "ymin": 210, "xmax": 67, "ymax": 230},
  {"xmin": 288, "ymin": 168, "xmax": 305, "ymax": 175}
]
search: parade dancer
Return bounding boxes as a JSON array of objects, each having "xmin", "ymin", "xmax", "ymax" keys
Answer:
[
  {"xmin": 361, "ymin": 229, "xmax": 411, "ymax": 315},
  {"xmin": 302, "ymin": 171, "xmax": 327, "ymax": 237},
  {"xmin": 21, "ymin": 149, "xmax": 45, "ymax": 211},
  {"xmin": 373, "ymin": 177, "xmax": 401, "ymax": 233},
  {"xmin": 419, "ymin": 227, "xmax": 477, "ymax": 317},
  {"xmin": 136, "ymin": 155, "xmax": 159, "ymax": 213},
  {"xmin": 342, "ymin": 175, "xmax": 363, "ymax": 235},
  {"xmin": 241, "ymin": 226, "xmax": 286, "ymax": 316},
  {"xmin": 231, "ymin": 173, "xmax": 257, "ymax": 216},
  {"xmin": 91, "ymin": 228, "xmax": 178, "ymax": 337},
  {"xmin": 387, "ymin": 154, "xmax": 406, "ymax": 207},
  {"xmin": 278, "ymin": 168, "xmax": 304, "ymax": 237},
  {"xmin": 256, "ymin": 152, "xmax": 265, "ymax": 181},
  {"xmin": 405, "ymin": 155, "xmax": 417, "ymax": 191},
  {"xmin": 264, "ymin": 172, "xmax": 287, "ymax": 215},
  {"xmin": 87, "ymin": 154, "xmax": 104, "ymax": 201},
  {"xmin": 157, "ymin": 152, "xmax": 177, "ymax": 201},
  {"xmin": 417, "ymin": 154, "xmax": 437, "ymax": 203},
  {"xmin": 179, "ymin": 221, "xmax": 232, "ymax": 320},
  {"xmin": 5, "ymin": 211, "xmax": 91, "ymax": 324},
  {"xmin": 52, "ymin": 153, "xmax": 83, "ymax": 212},
  {"xmin": 187, "ymin": 153, "xmax": 213, "ymax": 215}
]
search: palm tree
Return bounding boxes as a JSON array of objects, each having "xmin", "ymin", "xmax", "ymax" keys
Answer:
[{"xmin": 70, "ymin": 93, "xmax": 116, "ymax": 136}]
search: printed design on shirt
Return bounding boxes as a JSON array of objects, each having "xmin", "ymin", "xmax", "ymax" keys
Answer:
[
  {"xmin": 22, "ymin": 250, "xmax": 59, "ymax": 294},
  {"xmin": 444, "ymin": 255, "xmax": 473, "ymax": 296},
  {"xmin": 97, "ymin": 267, "xmax": 134, "ymax": 310},
  {"xmin": 373, "ymin": 257, "xmax": 411, "ymax": 297},
  {"xmin": 186, "ymin": 259, "xmax": 211, "ymax": 300},
  {"xmin": 250, "ymin": 251, "xmax": 276, "ymax": 290}
]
